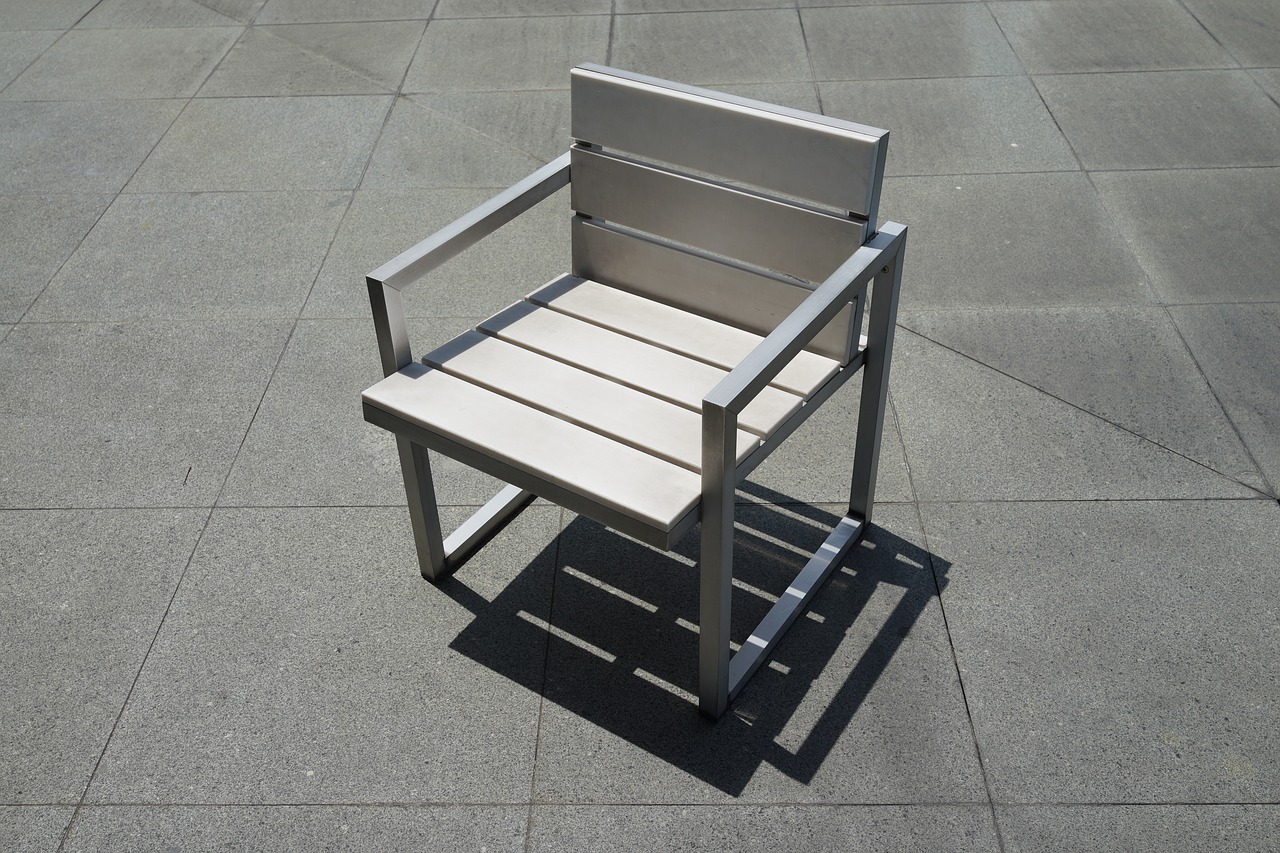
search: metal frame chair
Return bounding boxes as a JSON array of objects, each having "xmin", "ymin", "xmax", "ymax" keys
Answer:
[{"xmin": 362, "ymin": 64, "xmax": 906, "ymax": 720}]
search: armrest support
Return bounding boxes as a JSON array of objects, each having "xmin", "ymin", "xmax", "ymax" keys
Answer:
[{"xmin": 366, "ymin": 152, "xmax": 572, "ymax": 377}]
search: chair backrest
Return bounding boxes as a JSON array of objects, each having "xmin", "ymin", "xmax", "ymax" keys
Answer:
[{"xmin": 568, "ymin": 64, "xmax": 889, "ymax": 363}]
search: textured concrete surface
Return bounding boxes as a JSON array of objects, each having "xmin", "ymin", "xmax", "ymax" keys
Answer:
[{"xmin": 2, "ymin": 0, "xmax": 1277, "ymax": 850}]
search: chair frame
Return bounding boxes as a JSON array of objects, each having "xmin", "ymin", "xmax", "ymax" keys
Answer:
[{"xmin": 365, "ymin": 86, "xmax": 906, "ymax": 720}]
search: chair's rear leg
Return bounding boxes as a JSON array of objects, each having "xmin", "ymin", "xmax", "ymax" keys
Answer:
[
  {"xmin": 396, "ymin": 436, "xmax": 448, "ymax": 581},
  {"xmin": 849, "ymin": 251, "xmax": 903, "ymax": 524},
  {"xmin": 699, "ymin": 406, "xmax": 736, "ymax": 720}
]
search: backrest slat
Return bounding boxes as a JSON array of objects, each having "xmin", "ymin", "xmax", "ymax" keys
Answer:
[
  {"xmin": 572, "ymin": 217, "xmax": 852, "ymax": 362},
  {"xmin": 571, "ymin": 147, "xmax": 867, "ymax": 284},
  {"xmin": 571, "ymin": 64, "xmax": 888, "ymax": 218}
]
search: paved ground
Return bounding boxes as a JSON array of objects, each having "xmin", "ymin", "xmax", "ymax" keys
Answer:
[{"xmin": 2, "ymin": 0, "xmax": 1279, "ymax": 850}]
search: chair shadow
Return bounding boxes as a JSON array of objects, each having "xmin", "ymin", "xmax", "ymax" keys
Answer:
[{"xmin": 443, "ymin": 483, "xmax": 950, "ymax": 797}]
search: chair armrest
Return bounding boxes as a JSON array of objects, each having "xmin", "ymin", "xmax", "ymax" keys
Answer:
[
  {"xmin": 703, "ymin": 221, "xmax": 906, "ymax": 415},
  {"xmin": 366, "ymin": 152, "xmax": 572, "ymax": 376}
]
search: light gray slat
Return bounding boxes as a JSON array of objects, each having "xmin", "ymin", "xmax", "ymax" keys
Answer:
[
  {"xmin": 363, "ymin": 363, "xmax": 701, "ymax": 533},
  {"xmin": 476, "ymin": 300, "xmax": 803, "ymax": 438},
  {"xmin": 571, "ymin": 64, "xmax": 886, "ymax": 215},
  {"xmin": 528, "ymin": 276, "xmax": 840, "ymax": 397},
  {"xmin": 422, "ymin": 330, "xmax": 760, "ymax": 471},
  {"xmin": 571, "ymin": 217, "xmax": 851, "ymax": 362},
  {"xmin": 570, "ymin": 147, "xmax": 866, "ymax": 284}
]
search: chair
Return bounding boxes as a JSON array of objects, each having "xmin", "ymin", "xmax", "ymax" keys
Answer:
[{"xmin": 362, "ymin": 64, "xmax": 906, "ymax": 720}]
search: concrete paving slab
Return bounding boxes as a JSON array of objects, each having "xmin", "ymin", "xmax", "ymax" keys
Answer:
[
  {"xmin": 0, "ymin": 100, "xmax": 184, "ymax": 193},
  {"xmin": 996, "ymin": 804, "xmax": 1280, "ymax": 852},
  {"xmin": 820, "ymin": 77, "xmax": 1077, "ymax": 176},
  {"xmin": 529, "ymin": 804, "xmax": 998, "ymax": 852},
  {"xmin": 303, "ymin": 187, "xmax": 570, "ymax": 318},
  {"xmin": 891, "ymin": 331, "xmax": 1259, "ymax": 501},
  {"xmin": 0, "ymin": 193, "xmax": 113, "ymax": 322},
  {"xmin": 1169, "ymin": 304, "xmax": 1280, "ymax": 495},
  {"xmin": 1036, "ymin": 70, "xmax": 1280, "ymax": 169},
  {"xmin": 0, "ymin": 807, "xmax": 72, "ymax": 853},
  {"xmin": 990, "ymin": 0, "xmax": 1235, "ymax": 74},
  {"xmin": 515, "ymin": 504, "xmax": 986, "ymax": 802},
  {"xmin": 63, "ymin": 805, "xmax": 527, "ymax": 851},
  {"xmin": 2, "ymin": 27, "xmax": 239, "ymax": 100},
  {"xmin": 0, "ymin": 0, "xmax": 98, "ymax": 29},
  {"xmin": 256, "ymin": 0, "xmax": 431, "ymax": 24},
  {"xmin": 898, "ymin": 307, "xmax": 1263, "ymax": 490},
  {"xmin": 618, "ymin": 0, "xmax": 789, "ymax": 11},
  {"xmin": 220, "ymin": 318, "xmax": 506, "ymax": 507},
  {"xmin": 199, "ymin": 22, "xmax": 424, "ymax": 97},
  {"xmin": 1091, "ymin": 167, "xmax": 1280, "ymax": 304},
  {"xmin": 85, "ymin": 506, "xmax": 558, "ymax": 804},
  {"xmin": 879, "ymin": 172, "xmax": 1153, "ymax": 310},
  {"xmin": 28, "ymin": 191, "xmax": 349, "ymax": 322},
  {"xmin": 77, "ymin": 0, "xmax": 244, "ymax": 28},
  {"xmin": 0, "ymin": 31, "xmax": 58, "ymax": 90},
  {"xmin": 799, "ymin": 0, "xmax": 971, "ymax": 4},
  {"xmin": 403, "ymin": 15, "xmax": 609, "ymax": 93},
  {"xmin": 361, "ymin": 96, "xmax": 546, "ymax": 189},
  {"xmin": 611, "ymin": 10, "xmax": 810, "ymax": 86},
  {"xmin": 127, "ymin": 95, "xmax": 390, "ymax": 192},
  {"xmin": 439, "ymin": 0, "xmax": 609, "ymax": 14},
  {"xmin": 1252, "ymin": 68, "xmax": 1280, "ymax": 101},
  {"xmin": 0, "ymin": 319, "xmax": 290, "ymax": 508},
  {"xmin": 409, "ymin": 89, "xmax": 570, "ymax": 164},
  {"xmin": 802, "ymin": 4, "xmax": 1022, "ymax": 80},
  {"xmin": 0, "ymin": 509, "xmax": 205, "ymax": 801},
  {"xmin": 199, "ymin": 0, "xmax": 266, "ymax": 22},
  {"xmin": 1183, "ymin": 0, "xmax": 1280, "ymax": 67},
  {"xmin": 923, "ymin": 499, "xmax": 1280, "ymax": 803}
]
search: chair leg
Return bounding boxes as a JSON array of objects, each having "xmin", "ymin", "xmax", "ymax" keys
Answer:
[
  {"xmin": 395, "ymin": 436, "xmax": 448, "ymax": 581},
  {"xmin": 849, "ymin": 252, "xmax": 903, "ymax": 523},
  {"xmin": 699, "ymin": 406, "xmax": 737, "ymax": 720}
]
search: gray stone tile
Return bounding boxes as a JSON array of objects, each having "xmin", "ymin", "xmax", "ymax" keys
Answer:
[
  {"xmin": 990, "ymin": 0, "xmax": 1235, "ymax": 74},
  {"xmin": 361, "ymin": 96, "xmax": 547, "ymax": 189},
  {"xmin": 2, "ymin": 27, "xmax": 239, "ymax": 100},
  {"xmin": 618, "ymin": 0, "xmax": 789, "ymax": 11},
  {"xmin": 86, "ymin": 505, "xmax": 558, "ymax": 803},
  {"xmin": 530, "ymin": 805, "xmax": 999, "ymax": 852},
  {"xmin": 0, "ymin": 320, "xmax": 290, "ymax": 508},
  {"xmin": 0, "ymin": 509, "xmax": 206, "ymax": 801},
  {"xmin": 522, "ymin": 504, "xmax": 987, "ymax": 802},
  {"xmin": 199, "ymin": 21, "xmax": 425, "ymax": 97},
  {"xmin": 0, "ymin": 31, "xmax": 58, "ymax": 90},
  {"xmin": 199, "ymin": 0, "xmax": 266, "ymax": 21},
  {"xmin": 892, "ymin": 331, "xmax": 1259, "ymax": 501},
  {"xmin": 256, "ymin": 0, "xmax": 432, "ymax": 24},
  {"xmin": 922, "ymin": 499, "xmax": 1280, "ymax": 802},
  {"xmin": 1091, "ymin": 168, "xmax": 1280, "ymax": 304},
  {"xmin": 77, "ymin": 0, "xmax": 244, "ymax": 28},
  {"xmin": 799, "ymin": 0, "xmax": 971, "ymax": 4},
  {"xmin": 0, "ymin": 100, "xmax": 184, "ymax": 193},
  {"xmin": 997, "ymin": 804, "xmax": 1280, "ymax": 852},
  {"xmin": 220, "ymin": 318, "xmax": 507, "ymax": 508},
  {"xmin": 0, "ymin": 807, "xmax": 72, "ymax": 852},
  {"xmin": 0, "ymin": 193, "xmax": 113, "ymax": 322},
  {"xmin": 65, "ymin": 806, "xmax": 527, "ymax": 851},
  {"xmin": 403, "ymin": 15, "xmax": 608, "ymax": 93},
  {"xmin": 898, "ymin": 307, "xmax": 1264, "ymax": 490},
  {"xmin": 305, "ymin": 187, "xmax": 570, "ymax": 318},
  {"xmin": 820, "ymin": 77, "xmax": 1077, "ymax": 176},
  {"xmin": 1170, "ymin": 304, "xmax": 1280, "ymax": 495},
  {"xmin": 880, "ymin": 172, "xmax": 1153, "ymax": 310},
  {"xmin": 1252, "ymin": 67, "xmax": 1280, "ymax": 102},
  {"xmin": 409, "ymin": 89, "xmax": 571, "ymax": 164},
  {"xmin": 1036, "ymin": 70, "xmax": 1280, "ymax": 169},
  {"xmin": 438, "ymin": 0, "xmax": 609, "ymax": 14},
  {"xmin": 802, "ymin": 5, "xmax": 1022, "ymax": 80},
  {"xmin": 1184, "ymin": 0, "xmax": 1280, "ymax": 67},
  {"xmin": 127, "ymin": 95, "xmax": 390, "ymax": 191},
  {"xmin": 0, "ymin": 323, "xmax": 12, "ymax": 343},
  {"xmin": 611, "ymin": 10, "xmax": 810, "ymax": 86},
  {"xmin": 29, "ymin": 192, "xmax": 348, "ymax": 322},
  {"xmin": 0, "ymin": 0, "xmax": 99, "ymax": 29}
]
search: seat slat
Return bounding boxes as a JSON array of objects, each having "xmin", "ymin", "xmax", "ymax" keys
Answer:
[
  {"xmin": 422, "ymin": 330, "xmax": 760, "ymax": 471},
  {"xmin": 528, "ymin": 276, "xmax": 841, "ymax": 397},
  {"xmin": 477, "ymin": 300, "xmax": 803, "ymax": 438},
  {"xmin": 363, "ymin": 363, "xmax": 702, "ymax": 533}
]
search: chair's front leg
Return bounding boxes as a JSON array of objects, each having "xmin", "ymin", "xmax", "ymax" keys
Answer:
[
  {"xmin": 699, "ymin": 403, "xmax": 738, "ymax": 719},
  {"xmin": 396, "ymin": 436, "xmax": 448, "ymax": 580}
]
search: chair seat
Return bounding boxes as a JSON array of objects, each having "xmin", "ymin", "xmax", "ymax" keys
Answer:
[{"xmin": 361, "ymin": 275, "xmax": 843, "ymax": 535}]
